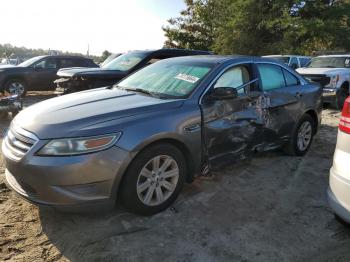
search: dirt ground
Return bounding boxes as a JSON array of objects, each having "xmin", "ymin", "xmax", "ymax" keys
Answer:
[{"xmin": 1, "ymin": 93, "xmax": 350, "ymax": 262}]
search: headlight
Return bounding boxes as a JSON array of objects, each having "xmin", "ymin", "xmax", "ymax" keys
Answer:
[
  {"xmin": 37, "ymin": 133, "xmax": 121, "ymax": 156},
  {"xmin": 330, "ymin": 75, "xmax": 339, "ymax": 88}
]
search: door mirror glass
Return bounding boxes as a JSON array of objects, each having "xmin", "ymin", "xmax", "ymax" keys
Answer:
[{"xmin": 210, "ymin": 87, "xmax": 238, "ymax": 100}]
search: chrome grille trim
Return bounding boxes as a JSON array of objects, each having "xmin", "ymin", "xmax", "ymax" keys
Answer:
[{"xmin": 2, "ymin": 125, "xmax": 39, "ymax": 161}]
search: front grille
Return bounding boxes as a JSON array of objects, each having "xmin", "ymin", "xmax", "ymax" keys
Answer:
[
  {"xmin": 3, "ymin": 127, "xmax": 38, "ymax": 161},
  {"xmin": 303, "ymin": 74, "xmax": 331, "ymax": 87}
]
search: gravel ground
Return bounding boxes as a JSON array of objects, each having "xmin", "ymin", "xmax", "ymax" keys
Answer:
[{"xmin": 1, "ymin": 93, "xmax": 350, "ymax": 262}]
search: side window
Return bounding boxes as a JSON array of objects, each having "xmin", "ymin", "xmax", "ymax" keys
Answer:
[
  {"xmin": 75, "ymin": 59, "xmax": 88, "ymax": 67},
  {"xmin": 300, "ymin": 58, "xmax": 310, "ymax": 67},
  {"xmin": 257, "ymin": 64, "xmax": 285, "ymax": 91},
  {"xmin": 34, "ymin": 60, "xmax": 46, "ymax": 69},
  {"xmin": 283, "ymin": 69, "xmax": 299, "ymax": 86},
  {"xmin": 214, "ymin": 65, "xmax": 251, "ymax": 94},
  {"xmin": 34, "ymin": 58, "xmax": 58, "ymax": 69},
  {"xmin": 290, "ymin": 57, "xmax": 298, "ymax": 66},
  {"xmin": 60, "ymin": 58, "xmax": 75, "ymax": 68},
  {"xmin": 45, "ymin": 58, "xmax": 58, "ymax": 69}
]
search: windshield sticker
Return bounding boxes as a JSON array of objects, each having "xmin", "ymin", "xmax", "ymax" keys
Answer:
[
  {"xmin": 175, "ymin": 73, "xmax": 200, "ymax": 84},
  {"xmin": 120, "ymin": 61, "xmax": 132, "ymax": 65}
]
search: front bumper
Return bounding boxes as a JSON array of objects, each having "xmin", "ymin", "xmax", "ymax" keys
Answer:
[{"xmin": 2, "ymin": 137, "xmax": 131, "ymax": 211}]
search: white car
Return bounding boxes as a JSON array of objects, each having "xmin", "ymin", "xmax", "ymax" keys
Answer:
[
  {"xmin": 297, "ymin": 55, "xmax": 350, "ymax": 110},
  {"xmin": 263, "ymin": 55, "xmax": 311, "ymax": 69},
  {"xmin": 328, "ymin": 96, "xmax": 350, "ymax": 223}
]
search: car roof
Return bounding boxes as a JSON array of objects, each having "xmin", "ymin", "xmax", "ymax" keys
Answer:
[{"xmin": 162, "ymin": 55, "xmax": 285, "ymax": 65}]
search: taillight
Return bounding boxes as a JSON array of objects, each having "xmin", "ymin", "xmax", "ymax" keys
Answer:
[{"xmin": 339, "ymin": 96, "xmax": 350, "ymax": 133}]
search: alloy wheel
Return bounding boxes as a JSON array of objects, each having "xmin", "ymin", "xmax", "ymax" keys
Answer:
[
  {"xmin": 136, "ymin": 155, "xmax": 179, "ymax": 206},
  {"xmin": 7, "ymin": 82, "xmax": 25, "ymax": 96},
  {"xmin": 297, "ymin": 121, "xmax": 312, "ymax": 151}
]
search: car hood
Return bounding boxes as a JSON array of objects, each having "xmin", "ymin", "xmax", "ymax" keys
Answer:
[
  {"xmin": 296, "ymin": 67, "xmax": 349, "ymax": 76},
  {"xmin": 57, "ymin": 67, "xmax": 126, "ymax": 80},
  {"xmin": 13, "ymin": 88, "xmax": 184, "ymax": 139}
]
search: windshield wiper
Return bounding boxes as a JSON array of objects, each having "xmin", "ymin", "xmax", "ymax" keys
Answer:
[{"xmin": 122, "ymin": 87, "xmax": 161, "ymax": 98}]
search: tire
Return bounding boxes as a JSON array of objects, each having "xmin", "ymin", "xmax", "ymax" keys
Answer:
[
  {"xmin": 4, "ymin": 79, "xmax": 27, "ymax": 97},
  {"xmin": 336, "ymin": 87, "xmax": 349, "ymax": 110},
  {"xmin": 284, "ymin": 114, "xmax": 315, "ymax": 156},
  {"xmin": 334, "ymin": 214, "xmax": 350, "ymax": 226},
  {"xmin": 120, "ymin": 143, "xmax": 186, "ymax": 215}
]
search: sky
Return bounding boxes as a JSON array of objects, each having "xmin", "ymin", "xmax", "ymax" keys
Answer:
[{"xmin": 0, "ymin": 0, "xmax": 186, "ymax": 55}]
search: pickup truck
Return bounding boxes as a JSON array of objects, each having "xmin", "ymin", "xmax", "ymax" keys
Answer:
[
  {"xmin": 263, "ymin": 55, "xmax": 311, "ymax": 69},
  {"xmin": 297, "ymin": 55, "xmax": 350, "ymax": 109}
]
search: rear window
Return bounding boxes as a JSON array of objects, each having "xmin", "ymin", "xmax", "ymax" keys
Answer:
[{"xmin": 283, "ymin": 69, "xmax": 299, "ymax": 86}]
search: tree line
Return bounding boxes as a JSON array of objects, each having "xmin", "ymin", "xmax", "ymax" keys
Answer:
[
  {"xmin": 163, "ymin": 0, "xmax": 350, "ymax": 55},
  {"xmin": 0, "ymin": 43, "xmax": 103, "ymax": 63}
]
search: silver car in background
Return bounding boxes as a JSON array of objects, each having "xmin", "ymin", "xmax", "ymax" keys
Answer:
[{"xmin": 328, "ymin": 96, "xmax": 350, "ymax": 222}]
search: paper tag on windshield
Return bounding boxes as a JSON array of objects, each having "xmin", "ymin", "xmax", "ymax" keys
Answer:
[
  {"xmin": 175, "ymin": 73, "xmax": 199, "ymax": 84},
  {"xmin": 120, "ymin": 61, "xmax": 132, "ymax": 65}
]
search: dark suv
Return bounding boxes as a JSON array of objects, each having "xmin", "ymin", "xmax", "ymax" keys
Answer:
[
  {"xmin": 2, "ymin": 56, "xmax": 322, "ymax": 215},
  {"xmin": 55, "ymin": 48, "xmax": 212, "ymax": 94},
  {"xmin": 0, "ymin": 55, "xmax": 98, "ymax": 96}
]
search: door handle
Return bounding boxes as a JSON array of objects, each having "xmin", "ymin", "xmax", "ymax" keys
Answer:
[{"xmin": 184, "ymin": 123, "xmax": 201, "ymax": 132}]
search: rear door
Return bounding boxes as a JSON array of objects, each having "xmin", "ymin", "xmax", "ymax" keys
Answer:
[
  {"xmin": 255, "ymin": 63, "xmax": 302, "ymax": 146},
  {"xmin": 201, "ymin": 63, "xmax": 264, "ymax": 166}
]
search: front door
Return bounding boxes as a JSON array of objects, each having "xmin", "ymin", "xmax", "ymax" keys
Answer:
[
  {"xmin": 200, "ymin": 63, "xmax": 264, "ymax": 166},
  {"xmin": 31, "ymin": 58, "xmax": 59, "ymax": 89}
]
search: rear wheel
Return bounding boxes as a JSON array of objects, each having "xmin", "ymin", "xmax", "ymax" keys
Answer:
[
  {"xmin": 120, "ymin": 143, "xmax": 186, "ymax": 215},
  {"xmin": 336, "ymin": 87, "xmax": 349, "ymax": 110},
  {"xmin": 5, "ymin": 79, "xmax": 27, "ymax": 97},
  {"xmin": 284, "ymin": 114, "xmax": 315, "ymax": 156}
]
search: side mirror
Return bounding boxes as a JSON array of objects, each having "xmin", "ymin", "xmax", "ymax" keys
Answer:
[{"xmin": 209, "ymin": 87, "xmax": 238, "ymax": 100}]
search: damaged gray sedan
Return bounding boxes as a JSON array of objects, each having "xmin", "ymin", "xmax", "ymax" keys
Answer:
[{"xmin": 2, "ymin": 56, "xmax": 322, "ymax": 215}]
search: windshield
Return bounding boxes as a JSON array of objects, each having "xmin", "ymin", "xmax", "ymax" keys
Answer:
[
  {"xmin": 18, "ymin": 56, "xmax": 44, "ymax": 67},
  {"xmin": 102, "ymin": 52, "xmax": 148, "ymax": 71},
  {"xmin": 307, "ymin": 57, "xmax": 350, "ymax": 68},
  {"xmin": 117, "ymin": 60, "xmax": 213, "ymax": 98},
  {"xmin": 268, "ymin": 56, "xmax": 290, "ymax": 64}
]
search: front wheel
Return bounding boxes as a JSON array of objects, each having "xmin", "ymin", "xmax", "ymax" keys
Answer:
[
  {"xmin": 120, "ymin": 143, "xmax": 186, "ymax": 215},
  {"xmin": 5, "ymin": 79, "xmax": 27, "ymax": 97},
  {"xmin": 284, "ymin": 114, "xmax": 315, "ymax": 156}
]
